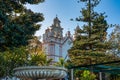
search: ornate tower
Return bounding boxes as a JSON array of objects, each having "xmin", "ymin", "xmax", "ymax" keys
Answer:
[
  {"xmin": 42, "ymin": 16, "xmax": 73, "ymax": 63},
  {"xmin": 43, "ymin": 16, "xmax": 63, "ymax": 63}
]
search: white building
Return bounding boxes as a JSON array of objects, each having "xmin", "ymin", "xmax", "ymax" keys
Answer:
[{"xmin": 42, "ymin": 16, "xmax": 73, "ymax": 62}]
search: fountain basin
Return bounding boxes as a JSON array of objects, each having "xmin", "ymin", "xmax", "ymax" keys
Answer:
[{"xmin": 14, "ymin": 66, "xmax": 67, "ymax": 79}]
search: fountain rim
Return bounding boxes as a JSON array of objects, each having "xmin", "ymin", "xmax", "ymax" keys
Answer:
[{"xmin": 14, "ymin": 66, "xmax": 67, "ymax": 72}]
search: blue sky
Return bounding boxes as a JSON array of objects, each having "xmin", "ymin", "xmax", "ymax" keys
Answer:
[{"xmin": 26, "ymin": 0, "xmax": 120, "ymax": 39}]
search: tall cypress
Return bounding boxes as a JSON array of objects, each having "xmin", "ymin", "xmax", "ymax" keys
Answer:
[{"xmin": 68, "ymin": 0, "xmax": 116, "ymax": 66}]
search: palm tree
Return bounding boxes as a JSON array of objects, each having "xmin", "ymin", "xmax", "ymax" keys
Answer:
[
  {"xmin": 54, "ymin": 58, "xmax": 69, "ymax": 68},
  {"xmin": 29, "ymin": 52, "xmax": 53, "ymax": 66}
]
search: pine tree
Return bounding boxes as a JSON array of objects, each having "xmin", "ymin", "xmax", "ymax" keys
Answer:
[
  {"xmin": 0, "ymin": 0, "xmax": 44, "ymax": 51},
  {"xmin": 68, "ymin": 0, "xmax": 116, "ymax": 66},
  {"xmin": 0, "ymin": 0, "xmax": 45, "ymax": 77}
]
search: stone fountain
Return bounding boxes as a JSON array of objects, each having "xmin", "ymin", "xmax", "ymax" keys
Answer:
[{"xmin": 14, "ymin": 66, "xmax": 67, "ymax": 80}]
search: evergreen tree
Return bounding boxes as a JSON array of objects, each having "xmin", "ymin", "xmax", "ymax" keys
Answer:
[
  {"xmin": 68, "ymin": 0, "xmax": 116, "ymax": 66},
  {"xmin": 108, "ymin": 25, "xmax": 120, "ymax": 57},
  {"xmin": 0, "ymin": 0, "xmax": 45, "ymax": 77},
  {"xmin": 0, "ymin": 0, "xmax": 44, "ymax": 51}
]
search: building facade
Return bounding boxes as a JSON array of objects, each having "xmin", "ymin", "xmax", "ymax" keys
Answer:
[{"xmin": 42, "ymin": 16, "xmax": 73, "ymax": 62}]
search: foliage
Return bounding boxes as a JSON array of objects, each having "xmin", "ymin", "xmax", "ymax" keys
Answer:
[
  {"xmin": 0, "ymin": 0, "xmax": 45, "ymax": 78},
  {"xmin": 80, "ymin": 70, "xmax": 96, "ymax": 80},
  {"xmin": 0, "ymin": 47, "xmax": 29, "ymax": 77},
  {"xmin": 54, "ymin": 58, "xmax": 69, "ymax": 67},
  {"xmin": 108, "ymin": 25, "xmax": 120, "ymax": 57},
  {"xmin": 0, "ymin": 46, "xmax": 53, "ymax": 77},
  {"xmin": 28, "ymin": 36, "xmax": 42, "ymax": 54},
  {"xmin": 0, "ymin": 0, "xmax": 44, "ymax": 51},
  {"xmin": 29, "ymin": 52, "xmax": 53, "ymax": 66},
  {"xmin": 54, "ymin": 58, "xmax": 64, "ymax": 67},
  {"xmin": 74, "ymin": 69, "xmax": 81, "ymax": 79},
  {"xmin": 68, "ymin": 0, "xmax": 118, "ymax": 67},
  {"xmin": 27, "ymin": 36, "xmax": 53, "ymax": 66}
]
